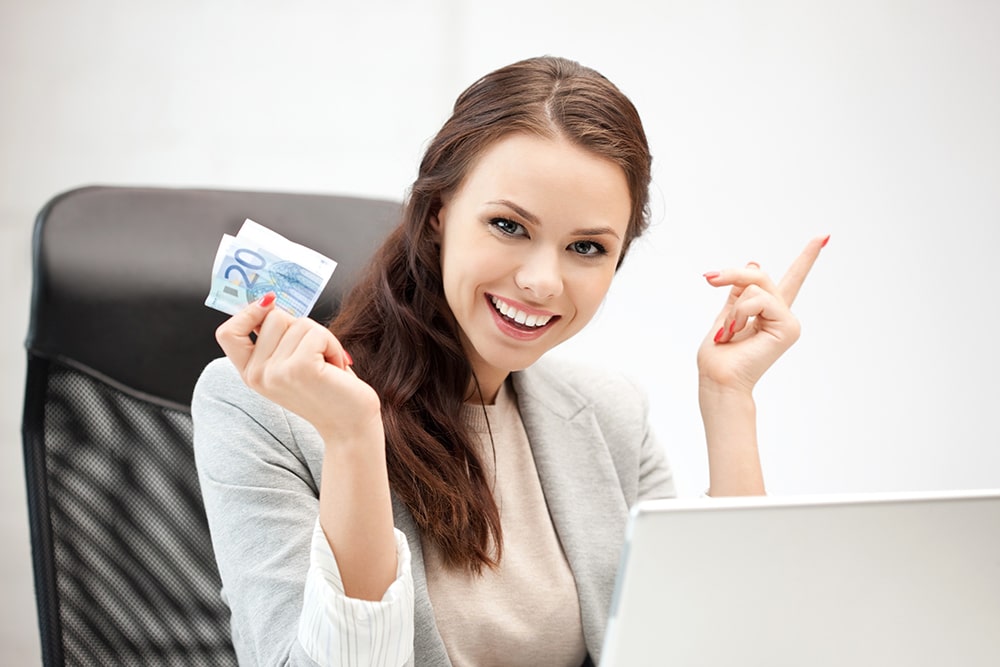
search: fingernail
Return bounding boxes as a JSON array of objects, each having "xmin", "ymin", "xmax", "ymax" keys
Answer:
[
  {"xmin": 728, "ymin": 319, "xmax": 736, "ymax": 335},
  {"xmin": 746, "ymin": 261, "xmax": 760, "ymax": 269},
  {"xmin": 821, "ymin": 234, "xmax": 831, "ymax": 248},
  {"xmin": 714, "ymin": 326, "xmax": 725, "ymax": 343},
  {"xmin": 703, "ymin": 272, "xmax": 721, "ymax": 282},
  {"xmin": 344, "ymin": 350, "xmax": 354, "ymax": 367},
  {"xmin": 258, "ymin": 292, "xmax": 276, "ymax": 308}
]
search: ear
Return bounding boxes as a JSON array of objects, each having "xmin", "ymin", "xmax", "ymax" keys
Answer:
[{"xmin": 429, "ymin": 208, "xmax": 444, "ymax": 239}]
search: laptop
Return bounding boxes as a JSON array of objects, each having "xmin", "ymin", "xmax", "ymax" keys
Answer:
[{"xmin": 600, "ymin": 489, "xmax": 1000, "ymax": 667}]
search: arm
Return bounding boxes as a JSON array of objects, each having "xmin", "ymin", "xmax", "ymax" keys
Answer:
[
  {"xmin": 215, "ymin": 296, "xmax": 398, "ymax": 600},
  {"xmin": 316, "ymin": 407, "xmax": 397, "ymax": 602},
  {"xmin": 197, "ymin": 294, "xmax": 415, "ymax": 665},
  {"xmin": 698, "ymin": 385, "xmax": 763, "ymax": 495},
  {"xmin": 193, "ymin": 359, "xmax": 414, "ymax": 666},
  {"xmin": 696, "ymin": 236, "xmax": 828, "ymax": 496}
]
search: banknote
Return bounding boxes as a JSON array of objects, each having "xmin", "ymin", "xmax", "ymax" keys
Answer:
[{"xmin": 205, "ymin": 219, "xmax": 337, "ymax": 318}]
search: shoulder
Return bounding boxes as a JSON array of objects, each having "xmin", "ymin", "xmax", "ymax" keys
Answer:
[
  {"xmin": 191, "ymin": 357, "xmax": 326, "ymax": 485},
  {"xmin": 192, "ymin": 356, "xmax": 270, "ymax": 418},
  {"xmin": 514, "ymin": 355, "xmax": 672, "ymax": 504},
  {"xmin": 192, "ymin": 355, "xmax": 242, "ymax": 398},
  {"xmin": 514, "ymin": 355, "xmax": 649, "ymax": 423},
  {"xmin": 191, "ymin": 357, "xmax": 311, "ymax": 456}
]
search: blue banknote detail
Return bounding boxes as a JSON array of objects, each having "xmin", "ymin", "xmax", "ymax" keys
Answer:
[{"xmin": 206, "ymin": 244, "xmax": 324, "ymax": 318}]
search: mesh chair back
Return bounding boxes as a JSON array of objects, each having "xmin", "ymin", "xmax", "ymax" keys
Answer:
[{"xmin": 22, "ymin": 186, "xmax": 400, "ymax": 665}]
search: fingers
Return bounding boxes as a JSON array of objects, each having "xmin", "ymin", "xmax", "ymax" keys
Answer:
[
  {"xmin": 703, "ymin": 235, "xmax": 828, "ymax": 345},
  {"xmin": 216, "ymin": 291, "xmax": 353, "ymax": 379},
  {"xmin": 243, "ymin": 313, "xmax": 309, "ymax": 384},
  {"xmin": 777, "ymin": 234, "xmax": 829, "ymax": 306},
  {"xmin": 704, "ymin": 262, "xmax": 780, "ymax": 336},
  {"xmin": 704, "ymin": 263, "xmax": 780, "ymax": 310},
  {"xmin": 712, "ymin": 284, "xmax": 801, "ymax": 345},
  {"xmin": 703, "ymin": 236, "xmax": 829, "ymax": 305},
  {"xmin": 268, "ymin": 317, "xmax": 351, "ymax": 371},
  {"xmin": 250, "ymin": 305, "xmax": 297, "ymax": 360},
  {"xmin": 215, "ymin": 293, "xmax": 280, "ymax": 370}
]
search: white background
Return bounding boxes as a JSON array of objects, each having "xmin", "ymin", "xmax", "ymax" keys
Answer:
[{"xmin": 2, "ymin": 1, "xmax": 998, "ymax": 662}]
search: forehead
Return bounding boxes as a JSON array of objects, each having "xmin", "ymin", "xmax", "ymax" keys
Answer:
[{"xmin": 451, "ymin": 133, "xmax": 631, "ymax": 234}]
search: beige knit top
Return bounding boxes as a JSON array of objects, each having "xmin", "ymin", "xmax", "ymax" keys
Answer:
[{"xmin": 421, "ymin": 380, "xmax": 588, "ymax": 666}]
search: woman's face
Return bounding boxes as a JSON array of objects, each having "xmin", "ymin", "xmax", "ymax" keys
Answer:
[{"xmin": 433, "ymin": 132, "xmax": 632, "ymax": 397}]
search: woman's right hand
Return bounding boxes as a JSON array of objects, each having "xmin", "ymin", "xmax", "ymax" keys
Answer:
[
  {"xmin": 214, "ymin": 292, "xmax": 383, "ymax": 445},
  {"xmin": 217, "ymin": 292, "xmax": 399, "ymax": 601}
]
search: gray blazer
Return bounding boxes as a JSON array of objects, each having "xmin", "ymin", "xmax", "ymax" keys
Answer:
[{"xmin": 193, "ymin": 356, "xmax": 676, "ymax": 666}]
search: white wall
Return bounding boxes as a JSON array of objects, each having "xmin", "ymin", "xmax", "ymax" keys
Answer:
[{"xmin": 3, "ymin": 1, "xmax": 998, "ymax": 662}]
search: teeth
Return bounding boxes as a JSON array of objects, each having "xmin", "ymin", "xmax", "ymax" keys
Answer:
[{"xmin": 490, "ymin": 296, "xmax": 553, "ymax": 328}]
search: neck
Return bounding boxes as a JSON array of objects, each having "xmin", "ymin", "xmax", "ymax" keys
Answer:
[{"xmin": 467, "ymin": 370, "xmax": 508, "ymax": 406}]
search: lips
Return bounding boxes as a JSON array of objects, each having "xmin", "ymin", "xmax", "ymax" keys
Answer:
[
  {"xmin": 486, "ymin": 294, "xmax": 559, "ymax": 339},
  {"xmin": 489, "ymin": 295, "xmax": 555, "ymax": 328}
]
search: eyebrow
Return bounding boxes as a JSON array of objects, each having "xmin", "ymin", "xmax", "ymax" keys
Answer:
[{"xmin": 486, "ymin": 199, "xmax": 622, "ymax": 239}]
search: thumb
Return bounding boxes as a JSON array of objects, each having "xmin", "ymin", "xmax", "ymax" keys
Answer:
[{"xmin": 215, "ymin": 292, "xmax": 277, "ymax": 369}]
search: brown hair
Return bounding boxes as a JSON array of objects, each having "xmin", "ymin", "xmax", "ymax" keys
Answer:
[{"xmin": 330, "ymin": 56, "xmax": 652, "ymax": 572}]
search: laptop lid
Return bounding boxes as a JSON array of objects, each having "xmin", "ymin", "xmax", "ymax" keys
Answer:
[{"xmin": 600, "ymin": 489, "xmax": 1000, "ymax": 667}]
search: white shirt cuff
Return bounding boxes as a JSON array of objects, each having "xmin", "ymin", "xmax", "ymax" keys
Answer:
[{"xmin": 297, "ymin": 519, "xmax": 415, "ymax": 667}]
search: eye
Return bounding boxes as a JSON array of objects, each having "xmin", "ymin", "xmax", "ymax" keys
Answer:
[
  {"xmin": 568, "ymin": 240, "xmax": 608, "ymax": 257},
  {"xmin": 489, "ymin": 217, "xmax": 526, "ymax": 237}
]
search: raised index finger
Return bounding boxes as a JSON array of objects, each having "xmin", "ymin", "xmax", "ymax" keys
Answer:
[{"xmin": 778, "ymin": 235, "xmax": 829, "ymax": 306}]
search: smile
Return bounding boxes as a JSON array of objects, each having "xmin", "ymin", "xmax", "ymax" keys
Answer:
[
  {"xmin": 489, "ymin": 295, "xmax": 556, "ymax": 328},
  {"xmin": 485, "ymin": 294, "xmax": 561, "ymax": 342}
]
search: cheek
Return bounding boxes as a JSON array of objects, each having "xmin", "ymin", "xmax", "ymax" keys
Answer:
[
  {"xmin": 572, "ymin": 275, "xmax": 611, "ymax": 334},
  {"xmin": 569, "ymin": 271, "xmax": 616, "ymax": 318},
  {"xmin": 452, "ymin": 245, "xmax": 510, "ymax": 288},
  {"xmin": 440, "ymin": 243, "xmax": 497, "ymax": 309}
]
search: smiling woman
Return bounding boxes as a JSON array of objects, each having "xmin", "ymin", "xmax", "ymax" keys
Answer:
[
  {"xmin": 191, "ymin": 55, "xmax": 826, "ymax": 667},
  {"xmin": 433, "ymin": 133, "xmax": 631, "ymax": 400}
]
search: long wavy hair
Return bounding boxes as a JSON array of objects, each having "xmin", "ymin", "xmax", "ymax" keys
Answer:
[{"xmin": 329, "ymin": 56, "xmax": 652, "ymax": 572}]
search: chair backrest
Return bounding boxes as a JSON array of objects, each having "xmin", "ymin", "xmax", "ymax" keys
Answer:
[{"xmin": 21, "ymin": 185, "xmax": 400, "ymax": 666}]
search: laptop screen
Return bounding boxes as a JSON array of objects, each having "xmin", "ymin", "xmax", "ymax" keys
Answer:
[{"xmin": 600, "ymin": 490, "xmax": 1000, "ymax": 667}]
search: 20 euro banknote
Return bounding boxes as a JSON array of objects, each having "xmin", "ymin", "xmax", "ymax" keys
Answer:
[{"xmin": 205, "ymin": 219, "xmax": 337, "ymax": 318}]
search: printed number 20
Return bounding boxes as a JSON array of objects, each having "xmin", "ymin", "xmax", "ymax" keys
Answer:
[{"xmin": 225, "ymin": 248, "xmax": 267, "ymax": 287}]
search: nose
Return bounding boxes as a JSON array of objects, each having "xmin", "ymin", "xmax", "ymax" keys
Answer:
[{"xmin": 514, "ymin": 247, "xmax": 563, "ymax": 300}]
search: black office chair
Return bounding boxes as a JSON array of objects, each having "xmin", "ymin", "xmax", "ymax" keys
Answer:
[{"xmin": 21, "ymin": 185, "xmax": 400, "ymax": 665}]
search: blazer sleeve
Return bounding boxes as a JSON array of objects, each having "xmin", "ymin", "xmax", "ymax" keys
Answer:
[
  {"xmin": 578, "ymin": 363, "xmax": 677, "ymax": 504},
  {"xmin": 191, "ymin": 358, "xmax": 414, "ymax": 667},
  {"xmin": 631, "ymin": 378, "xmax": 677, "ymax": 502}
]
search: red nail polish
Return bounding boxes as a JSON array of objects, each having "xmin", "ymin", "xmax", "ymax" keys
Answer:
[
  {"xmin": 344, "ymin": 350, "xmax": 354, "ymax": 367},
  {"xmin": 728, "ymin": 319, "xmax": 736, "ymax": 335},
  {"xmin": 703, "ymin": 272, "xmax": 721, "ymax": 282},
  {"xmin": 714, "ymin": 326, "xmax": 724, "ymax": 343},
  {"xmin": 821, "ymin": 234, "xmax": 831, "ymax": 248},
  {"xmin": 258, "ymin": 292, "xmax": 276, "ymax": 308}
]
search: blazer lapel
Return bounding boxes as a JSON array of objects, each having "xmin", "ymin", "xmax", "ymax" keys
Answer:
[
  {"xmin": 512, "ymin": 366, "xmax": 631, "ymax": 661},
  {"xmin": 394, "ymin": 363, "xmax": 632, "ymax": 665}
]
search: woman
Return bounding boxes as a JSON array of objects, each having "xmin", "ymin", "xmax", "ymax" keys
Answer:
[{"xmin": 193, "ymin": 55, "xmax": 826, "ymax": 666}]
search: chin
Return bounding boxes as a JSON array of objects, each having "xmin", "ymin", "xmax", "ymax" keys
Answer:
[{"xmin": 482, "ymin": 345, "xmax": 546, "ymax": 375}]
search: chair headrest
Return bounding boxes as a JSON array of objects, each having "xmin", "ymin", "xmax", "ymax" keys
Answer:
[{"xmin": 27, "ymin": 186, "xmax": 401, "ymax": 409}]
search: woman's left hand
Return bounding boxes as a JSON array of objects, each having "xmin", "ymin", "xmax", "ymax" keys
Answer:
[{"xmin": 697, "ymin": 235, "xmax": 828, "ymax": 395}]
